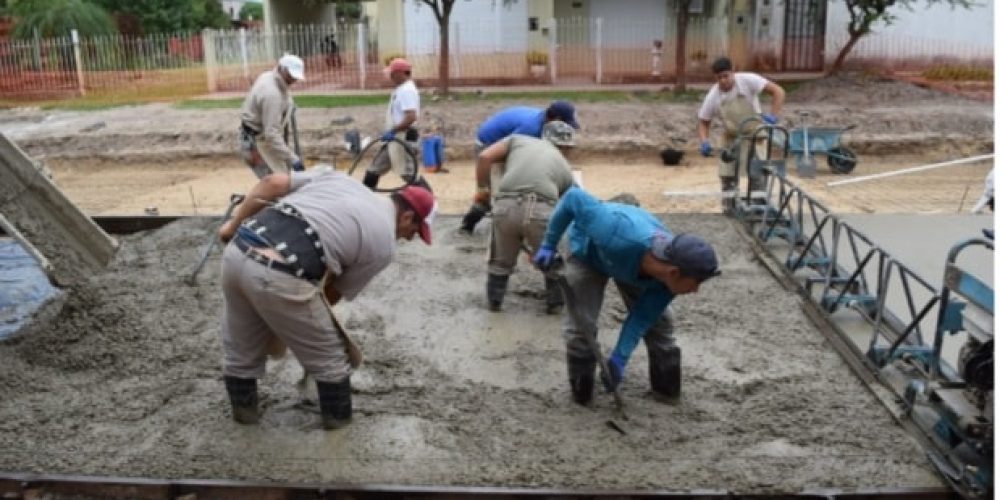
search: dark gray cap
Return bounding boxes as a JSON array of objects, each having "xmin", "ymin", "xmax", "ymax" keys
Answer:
[{"xmin": 650, "ymin": 232, "xmax": 721, "ymax": 280}]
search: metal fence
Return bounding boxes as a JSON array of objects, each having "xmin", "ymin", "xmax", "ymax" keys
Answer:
[
  {"xmin": 0, "ymin": 20, "xmax": 993, "ymax": 100},
  {"xmin": 0, "ymin": 32, "xmax": 206, "ymax": 99}
]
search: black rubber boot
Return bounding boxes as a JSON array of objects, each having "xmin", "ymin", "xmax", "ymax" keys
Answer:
[
  {"xmin": 223, "ymin": 376, "xmax": 259, "ymax": 424},
  {"xmin": 544, "ymin": 277, "xmax": 564, "ymax": 315},
  {"xmin": 316, "ymin": 378, "xmax": 352, "ymax": 430},
  {"xmin": 649, "ymin": 346, "xmax": 681, "ymax": 402},
  {"xmin": 362, "ymin": 171, "xmax": 380, "ymax": 190},
  {"xmin": 408, "ymin": 175, "xmax": 433, "ymax": 193},
  {"xmin": 486, "ymin": 273, "xmax": 508, "ymax": 312},
  {"xmin": 567, "ymin": 353, "xmax": 596, "ymax": 405},
  {"xmin": 460, "ymin": 204, "xmax": 489, "ymax": 234}
]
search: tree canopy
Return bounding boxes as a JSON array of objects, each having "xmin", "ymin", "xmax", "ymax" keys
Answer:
[
  {"xmin": 8, "ymin": 0, "xmax": 116, "ymax": 38},
  {"xmin": 239, "ymin": 1, "xmax": 263, "ymax": 22},
  {"xmin": 90, "ymin": 0, "xmax": 230, "ymax": 34}
]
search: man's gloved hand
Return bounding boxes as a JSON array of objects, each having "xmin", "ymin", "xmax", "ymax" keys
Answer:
[
  {"xmin": 473, "ymin": 188, "xmax": 490, "ymax": 205},
  {"xmin": 762, "ymin": 113, "xmax": 778, "ymax": 125},
  {"xmin": 532, "ymin": 244, "xmax": 558, "ymax": 271},
  {"xmin": 699, "ymin": 141, "xmax": 712, "ymax": 157},
  {"xmin": 291, "ymin": 159, "xmax": 305, "ymax": 172},
  {"xmin": 603, "ymin": 352, "xmax": 626, "ymax": 392},
  {"xmin": 380, "ymin": 130, "xmax": 396, "ymax": 142}
]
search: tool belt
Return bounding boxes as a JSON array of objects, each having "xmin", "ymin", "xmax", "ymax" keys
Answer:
[
  {"xmin": 240, "ymin": 122, "xmax": 260, "ymax": 137},
  {"xmin": 238, "ymin": 204, "xmax": 326, "ymax": 283},
  {"xmin": 493, "ymin": 191, "xmax": 557, "ymax": 205}
]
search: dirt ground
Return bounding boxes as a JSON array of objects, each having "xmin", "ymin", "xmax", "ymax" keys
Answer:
[{"xmin": 0, "ymin": 73, "xmax": 993, "ymax": 492}]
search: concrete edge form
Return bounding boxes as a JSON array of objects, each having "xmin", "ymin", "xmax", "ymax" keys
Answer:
[
  {"xmin": 0, "ymin": 132, "xmax": 118, "ymax": 286},
  {"xmin": 0, "ymin": 472, "xmax": 958, "ymax": 499}
]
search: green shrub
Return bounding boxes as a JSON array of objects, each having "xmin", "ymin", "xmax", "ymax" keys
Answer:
[{"xmin": 922, "ymin": 65, "xmax": 993, "ymax": 81}]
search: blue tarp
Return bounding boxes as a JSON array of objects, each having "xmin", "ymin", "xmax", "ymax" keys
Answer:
[{"xmin": 0, "ymin": 238, "xmax": 59, "ymax": 339}]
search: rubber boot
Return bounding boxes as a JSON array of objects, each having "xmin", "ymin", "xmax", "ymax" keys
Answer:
[
  {"xmin": 649, "ymin": 346, "xmax": 681, "ymax": 402},
  {"xmin": 567, "ymin": 353, "xmax": 596, "ymax": 405},
  {"xmin": 223, "ymin": 376, "xmax": 259, "ymax": 424},
  {"xmin": 460, "ymin": 204, "xmax": 489, "ymax": 234},
  {"xmin": 362, "ymin": 171, "xmax": 380, "ymax": 190},
  {"xmin": 408, "ymin": 175, "xmax": 433, "ymax": 193},
  {"xmin": 544, "ymin": 277, "xmax": 564, "ymax": 315},
  {"xmin": 316, "ymin": 378, "xmax": 352, "ymax": 430},
  {"xmin": 486, "ymin": 273, "xmax": 508, "ymax": 312}
]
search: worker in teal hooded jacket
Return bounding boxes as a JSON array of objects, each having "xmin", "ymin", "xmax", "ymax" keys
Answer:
[{"xmin": 533, "ymin": 187, "xmax": 720, "ymax": 404}]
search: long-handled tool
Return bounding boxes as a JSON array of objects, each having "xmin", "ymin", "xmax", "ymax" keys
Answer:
[
  {"xmin": 523, "ymin": 244, "xmax": 628, "ymax": 434},
  {"xmin": 186, "ymin": 193, "xmax": 245, "ymax": 285}
]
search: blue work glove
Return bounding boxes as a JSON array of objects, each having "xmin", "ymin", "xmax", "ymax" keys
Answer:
[
  {"xmin": 291, "ymin": 159, "xmax": 305, "ymax": 172},
  {"xmin": 532, "ymin": 244, "xmax": 557, "ymax": 271},
  {"xmin": 762, "ymin": 113, "xmax": 777, "ymax": 125},
  {"xmin": 699, "ymin": 140, "xmax": 712, "ymax": 157},
  {"xmin": 603, "ymin": 352, "xmax": 626, "ymax": 392},
  {"xmin": 380, "ymin": 129, "xmax": 396, "ymax": 142}
]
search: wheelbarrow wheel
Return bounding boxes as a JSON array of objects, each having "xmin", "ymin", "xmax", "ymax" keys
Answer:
[{"xmin": 827, "ymin": 147, "xmax": 857, "ymax": 174}]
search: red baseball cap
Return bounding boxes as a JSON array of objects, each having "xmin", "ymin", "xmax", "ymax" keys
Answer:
[
  {"xmin": 385, "ymin": 57, "xmax": 413, "ymax": 75},
  {"xmin": 397, "ymin": 185, "xmax": 436, "ymax": 244}
]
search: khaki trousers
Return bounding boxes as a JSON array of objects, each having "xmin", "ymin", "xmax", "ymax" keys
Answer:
[{"xmin": 219, "ymin": 243, "xmax": 350, "ymax": 383}]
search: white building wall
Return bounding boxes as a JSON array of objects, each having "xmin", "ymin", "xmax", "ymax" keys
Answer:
[
  {"xmin": 825, "ymin": 1, "xmax": 993, "ymax": 60},
  {"xmin": 589, "ymin": 0, "xmax": 667, "ymax": 48},
  {"xmin": 403, "ymin": 0, "xmax": 529, "ymax": 55}
]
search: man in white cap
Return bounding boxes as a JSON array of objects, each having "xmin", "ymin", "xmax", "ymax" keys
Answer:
[
  {"xmin": 239, "ymin": 53, "xmax": 307, "ymax": 178},
  {"xmin": 476, "ymin": 121, "xmax": 577, "ymax": 314},
  {"xmin": 363, "ymin": 57, "xmax": 427, "ymax": 191}
]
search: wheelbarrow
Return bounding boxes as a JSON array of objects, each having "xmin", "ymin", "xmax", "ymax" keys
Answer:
[{"xmin": 787, "ymin": 111, "xmax": 858, "ymax": 176}]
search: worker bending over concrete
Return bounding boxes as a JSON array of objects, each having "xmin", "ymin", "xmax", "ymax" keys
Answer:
[
  {"xmin": 533, "ymin": 188, "xmax": 720, "ymax": 404},
  {"xmin": 460, "ymin": 100, "xmax": 580, "ymax": 234},
  {"xmin": 239, "ymin": 54, "xmax": 306, "ymax": 178},
  {"xmin": 476, "ymin": 121, "xmax": 577, "ymax": 313},
  {"xmin": 697, "ymin": 56, "xmax": 785, "ymax": 211},
  {"xmin": 217, "ymin": 168, "xmax": 435, "ymax": 430}
]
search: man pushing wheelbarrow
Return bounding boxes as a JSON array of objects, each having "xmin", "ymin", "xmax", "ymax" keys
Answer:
[{"xmin": 696, "ymin": 57, "xmax": 786, "ymax": 212}]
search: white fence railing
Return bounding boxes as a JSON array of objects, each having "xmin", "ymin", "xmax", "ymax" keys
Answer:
[{"xmin": 0, "ymin": 19, "xmax": 992, "ymax": 100}]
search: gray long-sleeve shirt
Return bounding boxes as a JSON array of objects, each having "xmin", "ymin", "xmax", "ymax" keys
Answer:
[{"xmin": 240, "ymin": 69, "xmax": 299, "ymax": 168}]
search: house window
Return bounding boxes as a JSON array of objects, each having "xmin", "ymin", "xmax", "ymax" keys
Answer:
[
  {"xmin": 689, "ymin": 0, "xmax": 704, "ymax": 14},
  {"xmin": 571, "ymin": 1, "xmax": 582, "ymax": 8}
]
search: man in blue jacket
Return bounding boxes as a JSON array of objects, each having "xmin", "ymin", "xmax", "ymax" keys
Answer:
[
  {"xmin": 460, "ymin": 101, "xmax": 579, "ymax": 234},
  {"xmin": 533, "ymin": 187, "xmax": 720, "ymax": 404}
]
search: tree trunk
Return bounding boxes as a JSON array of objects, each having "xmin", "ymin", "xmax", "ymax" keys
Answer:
[
  {"xmin": 828, "ymin": 31, "xmax": 863, "ymax": 76},
  {"xmin": 674, "ymin": 0, "xmax": 690, "ymax": 93},
  {"xmin": 438, "ymin": 17, "xmax": 450, "ymax": 95}
]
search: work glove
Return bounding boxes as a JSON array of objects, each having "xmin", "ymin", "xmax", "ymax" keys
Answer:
[
  {"xmin": 532, "ymin": 244, "xmax": 558, "ymax": 271},
  {"xmin": 380, "ymin": 129, "xmax": 396, "ymax": 142},
  {"xmin": 472, "ymin": 188, "xmax": 490, "ymax": 206},
  {"xmin": 699, "ymin": 140, "xmax": 712, "ymax": 157},
  {"xmin": 603, "ymin": 352, "xmax": 626, "ymax": 392},
  {"xmin": 291, "ymin": 159, "xmax": 305, "ymax": 172},
  {"xmin": 762, "ymin": 113, "xmax": 778, "ymax": 125}
]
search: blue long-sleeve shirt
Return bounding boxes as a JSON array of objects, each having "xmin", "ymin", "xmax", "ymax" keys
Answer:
[
  {"xmin": 541, "ymin": 187, "xmax": 676, "ymax": 363},
  {"xmin": 476, "ymin": 106, "xmax": 545, "ymax": 146}
]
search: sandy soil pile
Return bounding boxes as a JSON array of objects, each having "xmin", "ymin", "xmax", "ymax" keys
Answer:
[
  {"xmin": 0, "ymin": 214, "xmax": 940, "ymax": 492},
  {"xmin": 0, "ymin": 73, "xmax": 992, "ymax": 163}
]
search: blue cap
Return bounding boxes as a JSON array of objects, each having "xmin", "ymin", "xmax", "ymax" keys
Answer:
[
  {"xmin": 650, "ymin": 233, "xmax": 720, "ymax": 280},
  {"xmin": 547, "ymin": 100, "xmax": 579, "ymax": 129}
]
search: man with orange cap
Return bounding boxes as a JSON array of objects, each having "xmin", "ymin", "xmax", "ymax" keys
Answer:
[
  {"xmin": 364, "ymin": 57, "xmax": 427, "ymax": 191},
  {"xmin": 216, "ymin": 166, "xmax": 436, "ymax": 430}
]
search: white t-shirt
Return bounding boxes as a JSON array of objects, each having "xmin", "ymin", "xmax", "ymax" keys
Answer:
[
  {"xmin": 697, "ymin": 72, "xmax": 770, "ymax": 121},
  {"xmin": 390, "ymin": 79, "xmax": 420, "ymax": 127}
]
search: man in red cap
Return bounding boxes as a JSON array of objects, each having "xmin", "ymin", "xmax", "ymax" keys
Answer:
[
  {"xmin": 216, "ymin": 166, "xmax": 435, "ymax": 430},
  {"xmin": 364, "ymin": 57, "xmax": 427, "ymax": 191}
]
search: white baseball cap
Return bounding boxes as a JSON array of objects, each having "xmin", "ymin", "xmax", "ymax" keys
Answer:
[{"xmin": 278, "ymin": 54, "xmax": 305, "ymax": 81}]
